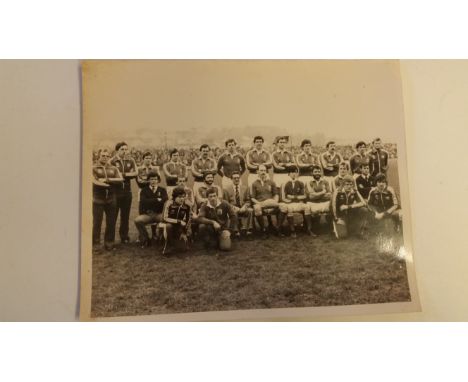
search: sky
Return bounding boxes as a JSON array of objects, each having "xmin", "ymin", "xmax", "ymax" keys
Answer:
[{"xmin": 83, "ymin": 60, "xmax": 406, "ymax": 147}]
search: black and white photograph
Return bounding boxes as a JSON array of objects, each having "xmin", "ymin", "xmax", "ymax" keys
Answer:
[{"xmin": 80, "ymin": 60, "xmax": 419, "ymax": 320}]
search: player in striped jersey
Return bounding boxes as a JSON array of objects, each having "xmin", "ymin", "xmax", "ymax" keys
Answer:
[
  {"xmin": 191, "ymin": 144, "xmax": 217, "ymax": 193},
  {"xmin": 272, "ymin": 136, "xmax": 295, "ymax": 189},
  {"xmin": 296, "ymin": 139, "xmax": 319, "ymax": 185},
  {"xmin": 217, "ymin": 138, "xmax": 246, "ymax": 191},
  {"xmin": 245, "ymin": 136, "xmax": 272, "ymax": 187}
]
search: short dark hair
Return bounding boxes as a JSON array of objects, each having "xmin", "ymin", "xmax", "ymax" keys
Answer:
[
  {"xmin": 172, "ymin": 187, "xmax": 186, "ymax": 199},
  {"xmin": 148, "ymin": 171, "xmax": 160, "ymax": 181},
  {"xmin": 355, "ymin": 141, "xmax": 366, "ymax": 149},
  {"xmin": 326, "ymin": 141, "xmax": 335, "ymax": 148},
  {"xmin": 301, "ymin": 139, "xmax": 311, "ymax": 148},
  {"xmin": 115, "ymin": 142, "xmax": 128, "ymax": 151},
  {"xmin": 375, "ymin": 173, "xmax": 387, "ymax": 183},
  {"xmin": 200, "ymin": 144, "xmax": 210, "ymax": 151},
  {"xmin": 206, "ymin": 187, "xmax": 218, "ymax": 197},
  {"xmin": 253, "ymin": 136, "xmax": 264, "ymax": 143},
  {"xmin": 169, "ymin": 148, "xmax": 179, "ymax": 157},
  {"xmin": 143, "ymin": 151, "xmax": 152, "ymax": 159},
  {"xmin": 225, "ymin": 138, "xmax": 236, "ymax": 147},
  {"xmin": 311, "ymin": 165, "xmax": 322, "ymax": 172}
]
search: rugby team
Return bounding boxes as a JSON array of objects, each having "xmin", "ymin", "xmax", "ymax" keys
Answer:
[{"xmin": 92, "ymin": 136, "xmax": 402, "ymax": 254}]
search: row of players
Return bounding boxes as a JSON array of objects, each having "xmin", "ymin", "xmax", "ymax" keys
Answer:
[{"xmin": 93, "ymin": 141, "xmax": 400, "ymax": 253}]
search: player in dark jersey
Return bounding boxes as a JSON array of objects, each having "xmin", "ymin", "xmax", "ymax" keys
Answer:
[
  {"xmin": 161, "ymin": 187, "xmax": 192, "ymax": 255},
  {"xmin": 332, "ymin": 175, "xmax": 367, "ymax": 239},
  {"xmin": 197, "ymin": 187, "xmax": 237, "ymax": 251},
  {"xmin": 272, "ymin": 136, "xmax": 295, "ymax": 189},
  {"xmin": 355, "ymin": 164, "xmax": 374, "ymax": 200},
  {"xmin": 367, "ymin": 173, "xmax": 402, "ymax": 230},
  {"xmin": 195, "ymin": 172, "xmax": 223, "ymax": 211},
  {"xmin": 349, "ymin": 141, "xmax": 370, "ymax": 176},
  {"xmin": 162, "ymin": 148, "xmax": 188, "ymax": 190},
  {"xmin": 136, "ymin": 151, "xmax": 160, "ymax": 189},
  {"xmin": 332, "ymin": 162, "xmax": 353, "ymax": 192},
  {"xmin": 217, "ymin": 138, "xmax": 246, "ymax": 191},
  {"xmin": 92, "ymin": 149, "xmax": 123, "ymax": 251},
  {"xmin": 368, "ymin": 138, "xmax": 389, "ymax": 179},
  {"xmin": 251, "ymin": 164, "xmax": 279, "ymax": 235},
  {"xmin": 191, "ymin": 144, "xmax": 217, "ymax": 193},
  {"xmin": 320, "ymin": 141, "xmax": 343, "ymax": 184},
  {"xmin": 278, "ymin": 166, "xmax": 314, "ymax": 237},
  {"xmin": 246, "ymin": 136, "xmax": 273, "ymax": 187},
  {"xmin": 296, "ymin": 139, "xmax": 319, "ymax": 185},
  {"xmin": 134, "ymin": 171, "xmax": 168, "ymax": 248},
  {"xmin": 306, "ymin": 165, "xmax": 332, "ymax": 217},
  {"xmin": 109, "ymin": 141, "xmax": 138, "ymax": 244}
]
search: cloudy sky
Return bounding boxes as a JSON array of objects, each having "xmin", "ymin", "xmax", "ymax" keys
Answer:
[{"xmin": 84, "ymin": 60, "xmax": 406, "ymax": 147}]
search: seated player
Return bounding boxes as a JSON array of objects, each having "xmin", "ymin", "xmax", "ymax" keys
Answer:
[
  {"xmin": 367, "ymin": 173, "xmax": 402, "ymax": 232},
  {"xmin": 306, "ymin": 165, "xmax": 332, "ymax": 217},
  {"xmin": 197, "ymin": 187, "xmax": 237, "ymax": 251},
  {"xmin": 161, "ymin": 187, "xmax": 192, "ymax": 255},
  {"xmin": 332, "ymin": 175, "xmax": 368, "ymax": 239},
  {"xmin": 332, "ymin": 162, "xmax": 353, "ymax": 192},
  {"xmin": 195, "ymin": 172, "xmax": 223, "ymax": 211},
  {"xmin": 223, "ymin": 171, "xmax": 254, "ymax": 237},
  {"xmin": 250, "ymin": 164, "xmax": 280, "ymax": 234},
  {"xmin": 134, "ymin": 171, "xmax": 168, "ymax": 247},
  {"xmin": 278, "ymin": 166, "xmax": 315, "ymax": 237},
  {"xmin": 355, "ymin": 164, "xmax": 374, "ymax": 201}
]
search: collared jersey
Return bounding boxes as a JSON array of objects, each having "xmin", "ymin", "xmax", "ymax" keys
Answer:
[
  {"xmin": 217, "ymin": 152, "xmax": 246, "ymax": 178},
  {"xmin": 320, "ymin": 152, "xmax": 343, "ymax": 177},
  {"xmin": 163, "ymin": 200, "xmax": 192, "ymax": 228},
  {"xmin": 246, "ymin": 149, "xmax": 272, "ymax": 173},
  {"xmin": 296, "ymin": 152, "xmax": 319, "ymax": 176},
  {"xmin": 307, "ymin": 177, "xmax": 331, "ymax": 203},
  {"xmin": 109, "ymin": 156, "xmax": 137, "ymax": 193},
  {"xmin": 355, "ymin": 174, "xmax": 373, "ymax": 199},
  {"xmin": 368, "ymin": 186, "xmax": 398, "ymax": 213},
  {"xmin": 192, "ymin": 157, "xmax": 217, "ymax": 182},
  {"xmin": 333, "ymin": 188, "xmax": 362, "ymax": 218},
  {"xmin": 139, "ymin": 185, "xmax": 168, "ymax": 214},
  {"xmin": 282, "ymin": 180, "xmax": 306, "ymax": 202},
  {"xmin": 368, "ymin": 149, "xmax": 389, "ymax": 176},
  {"xmin": 196, "ymin": 184, "xmax": 223, "ymax": 205},
  {"xmin": 251, "ymin": 178, "xmax": 278, "ymax": 202},
  {"xmin": 272, "ymin": 150, "xmax": 294, "ymax": 174},
  {"xmin": 198, "ymin": 200, "xmax": 236, "ymax": 230},
  {"xmin": 136, "ymin": 165, "xmax": 160, "ymax": 189},
  {"xmin": 349, "ymin": 153, "xmax": 370, "ymax": 174},
  {"xmin": 92, "ymin": 163, "xmax": 121, "ymax": 203},
  {"xmin": 164, "ymin": 162, "xmax": 187, "ymax": 186}
]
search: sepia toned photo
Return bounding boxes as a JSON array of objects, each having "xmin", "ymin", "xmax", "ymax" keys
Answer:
[{"xmin": 80, "ymin": 60, "xmax": 420, "ymax": 321}]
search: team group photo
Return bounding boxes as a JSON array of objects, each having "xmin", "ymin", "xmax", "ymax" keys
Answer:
[{"xmin": 82, "ymin": 60, "xmax": 414, "ymax": 319}]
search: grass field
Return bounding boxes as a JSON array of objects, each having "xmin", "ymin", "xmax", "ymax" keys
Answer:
[{"xmin": 91, "ymin": 159, "xmax": 410, "ymax": 318}]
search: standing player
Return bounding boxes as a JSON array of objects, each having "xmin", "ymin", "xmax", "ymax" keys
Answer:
[
  {"xmin": 296, "ymin": 139, "xmax": 319, "ymax": 185},
  {"xmin": 349, "ymin": 141, "xmax": 370, "ymax": 176},
  {"xmin": 136, "ymin": 151, "xmax": 160, "ymax": 190},
  {"xmin": 223, "ymin": 171, "xmax": 254, "ymax": 236},
  {"xmin": 109, "ymin": 141, "xmax": 138, "ymax": 244},
  {"xmin": 331, "ymin": 175, "xmax": 367, "ymax": 239},
  {"xmin": 278, "ymin": 166, "xmax": 314, "ymax": 237},
  {"xmin": 217, "ymin": 138, "xmax": 246, "ymax": 190},
  {"xmin": 367, "ymin": 173, "xmax": 401, "ymax": 231},
  {"xmin": 195, "ymin": 172, "xmax": 223, "ymax": 211},
  {"xmin": 251, "ymin": 164, "xmax": 280, "ymax": 234},
  {"xmin": 197, "ymin": 187, "xmax": 237, "ymax": 251},
  {"xmin": 355, "ymin": 164, "xmax": 374, "ymax": 201},
  {"xmin": 320, "ymin": 141, "xmax": 343, "ymax": 184},
  {"xmin": 368, "ymin": 138, "xmax": 389, "ymax": 179},
  {"xmin": 92, "ymin": 149, "xmax": 123, "ymax": 251},
  {"xmin": 306, "ymin": 165, "xmax": 332, "ymax": 220},
  {"xmin": 161, "ymin": 187, "xmax": 192, "ymax": 255},
  {"xmin": 191, "ymin": 144, "xmax": 217, "ymax": 193},
  {"xmin": 245, "ymin": 136, "xmax": 273, "ymax": 187},
  {"xmin": 134, "ymin": 171, "xmax": 168, "ymax": 247},
  {"xmin": 162, "ymin": 149, "xmax": 188, "ymax": 193},
  {"xmin": 272, "ymin": 136, "xmax": 295, "ymax": 189}
]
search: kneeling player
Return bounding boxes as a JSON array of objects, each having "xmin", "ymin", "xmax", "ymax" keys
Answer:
[
  {"xmin": 161, "ymin": 187, "xmax": 192, "ymax": 255},
  {"xmin": 197, "ymin": 187, "xmax": 237, "ymax": 251},
  {"xmin": 278, "ymin": 166, "xmax": 315, "ymax": 237},
  {"xmin": 367, "ymin": 173, "xmax": 402, "ymax": 232},
  {"xmin": 332, "ymin": 175, "xmax": 368, "ymax": 239}
]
